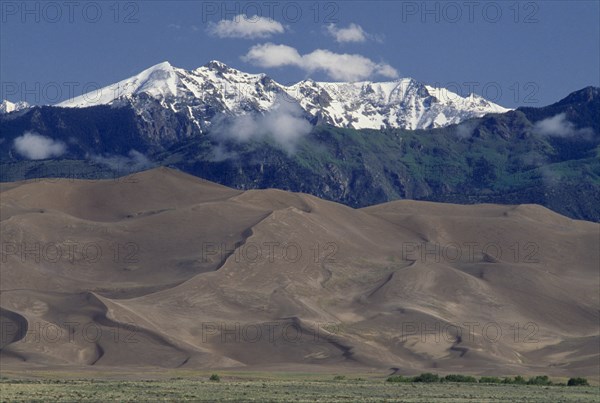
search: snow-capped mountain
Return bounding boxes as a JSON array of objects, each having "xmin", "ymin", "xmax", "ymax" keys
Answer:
[
  {"xmin": 58, "ymin": 61, "xmax": 509, "ymax": 131},
  {"xmin": 0, "ymin": 100, "xmax": 30, "ymax": 114}
]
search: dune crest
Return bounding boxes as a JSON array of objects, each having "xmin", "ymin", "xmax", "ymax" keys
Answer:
[{"xmin": 1, "ymin": 167, "xmax": 598, "ymax": 376}]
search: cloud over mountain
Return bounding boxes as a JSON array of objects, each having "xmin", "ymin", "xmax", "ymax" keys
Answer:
[
  {"xmin": 13, "ymin": 132, "xmax": 66, "ymax": 160},
  {"xmin": 211, "ymin": 96, "xmax": 311, "ymax": 155},
  {"xmin": 242, "ymin": 43, "xmax": 398, "ymax": 81},
  {"xmin": 533, "ymin": 113, "xmax": 593, "ymax": 138}
]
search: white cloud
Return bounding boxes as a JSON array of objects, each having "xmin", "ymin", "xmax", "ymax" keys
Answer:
[
  {"xmin": 242, "ymin": 43, "xmax": 302, "ymax": 68},
  {"xmin": 242, "ymin": 43, "xmax": 398, "ymax": 81},
  {"xmin": 13, "ymin": 132, "xmax": 67, "ymax": 160},
  {"xmin": 211, "ymin": 96, "xmax": 311, "ymax": 155},
  {"xmin": 374, "ymin": 63, "xmax": 398, "ymax": 78},
  {"xmin": 207, "ymin": 15, "xmax": 285, "ymax": 39},
  {"xmin": 454, "ymin": 120, "xmax": 478, "ymax": 139},
  {"xmin": 533, "ymin": 113, "xmax": 593, "ymax": 138},
  {"xmin": 90, "ymin": 150, "xmax": 154, "ymax": 173},
  {"xmin": 538, "ymin": 164, "xmax": 562, "ymax": 187},
  {"xmin": 326, "ymin": 23, "xmax": 369, "ymax": 43}
]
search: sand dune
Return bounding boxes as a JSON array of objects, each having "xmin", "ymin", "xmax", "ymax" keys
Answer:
[{"xmin": 1, "ymin": 167, "xmax": 598, "ymax": 377}]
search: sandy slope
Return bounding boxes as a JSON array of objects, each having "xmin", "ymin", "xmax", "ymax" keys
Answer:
[{"xmin": 1, "ymin": 167, "xmax": 598, "ymax": 377}]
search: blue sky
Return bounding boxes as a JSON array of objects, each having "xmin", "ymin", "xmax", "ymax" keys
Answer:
[{"xmin": 1, "ymin": 0, "xmax": 599, "ymax": 107}]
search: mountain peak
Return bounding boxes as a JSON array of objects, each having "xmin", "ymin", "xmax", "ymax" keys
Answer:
[
  {"xmin": 555, "ymin": 86, "xmax": 600, "ymax": 106},
  {"xmin": 203, "ymin": 60, "xmax": 230, "ymax": 71},
  {"xmin": 150, "ymin": 61, "xmax": 174, "ymax": 70},
  {"xmin": 58, "ymin": 61, "xmax": 180, "ymax": 108},
  {"xmin": 56, "ymin": 60, "xmax": 509, "ymax": 129},
  {"xmin": 0, "ymin": 99, "xmax": 30, "ymax": 114}
]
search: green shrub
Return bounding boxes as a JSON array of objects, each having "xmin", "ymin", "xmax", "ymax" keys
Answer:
[
  {"xmin": 209, "ymin": 374, "xmax": 220, "ymax": 382},
  {"xmin": 512, "ymin": 376, "xmax": 527, "ymax": 385},
  {"xmin": 567, "ymin": 377, "xmax": 589, "ymax": 386},
  {"xmin": 386, "ymin": 375, "xmax": 411, "ymax": 383},
  {"xmin": 500, "ymin": 376, "xmax": 526, "ymax": 384},
  {"xmin": 412, "ymin": 373, "xmax": 440, "ymax": 383},
  {"xmin": 479, "ymin": 376, "xmax": 502, "ymax": 384},
  {"xmin": 443, "ymin": 374, "xmax": 477, "ymax": 383},
  {"xmin": 527, "ymin": 375, "xmax": 552, "ymax": 386},
  {"xmin": 333, "ymin": 375, "xmax": 346, "ymax": 381}
]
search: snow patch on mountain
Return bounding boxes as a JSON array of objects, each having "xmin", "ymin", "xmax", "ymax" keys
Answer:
[
  {"xmin": 61, "ymin": 62, "xmax": 180, "ymax": 108},
  {"xmin": 0, "ymin": 100, "xmax": 30, "ymax": 114},
  {"xmin": 57, "ymin": 61, "xmax": 510, "ymax": 131}
]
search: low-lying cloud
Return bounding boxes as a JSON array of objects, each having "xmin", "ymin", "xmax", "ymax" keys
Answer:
[
  {"xmin": 207, "ymin": 15, "xmax": 285, "ymax": 39},
  {"xmin": 538, "ymin": 164, "xmax": 563, "ymax": 187},
  {"xmin": 211, "ymin": 97, "xmax": 312, "ymax": 157},
  {"xmin": 533, "ymin": 113, "xmax": 593, "ymax": 138},
  {"xmin": 454, "ymin": 120, "xmax": 479, "ymax": 139},
  {"xmin": 90, "ymin": 150, "xmax": 154, "ymax": 173},
  {"xmin": 242, "ymin": 43, "xmax": 398, "ymax": 81},
  {"xmin": 13, "ymin": 132, "xmax": 67, "ymax": 160}
]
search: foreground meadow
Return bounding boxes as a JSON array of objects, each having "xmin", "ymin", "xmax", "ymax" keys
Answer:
[{"xmin": 1, "ymin": 373, "xmax": 598, "ymax": 402}]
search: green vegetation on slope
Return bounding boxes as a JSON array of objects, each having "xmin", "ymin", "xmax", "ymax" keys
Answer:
[
  {"xmin": 0, "ymin": 374, "xmax": 597, "ymax": 402},
  {"xmin": 2, "ymin": 88, "xmax": 599, "ymax": 221}
]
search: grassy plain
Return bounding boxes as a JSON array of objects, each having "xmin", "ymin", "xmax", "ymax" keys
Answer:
[{"xmin": 1, "ymin": 371, "xmax": 598, "ymax": 402}]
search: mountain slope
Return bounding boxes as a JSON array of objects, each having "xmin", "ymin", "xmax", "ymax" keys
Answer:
[
  {"xmin": 0, "ymin": 100, "xmax": 30, "ymax": 114},
  {"xmin": 1, "ymin": 168, "xmax": 598, "ymax": 375},
  {"xmin": 57, "ymin": 60, "xmax": 509, "ymax": 131},
  {"xmin": 1, "ymin": 87, "xmax": 598, "ymax": 221}
]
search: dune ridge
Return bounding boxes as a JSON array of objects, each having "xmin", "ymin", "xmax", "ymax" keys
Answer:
[{"xmin": 1, "ymin": 167, "xmax": 598, "ymax": 377}]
